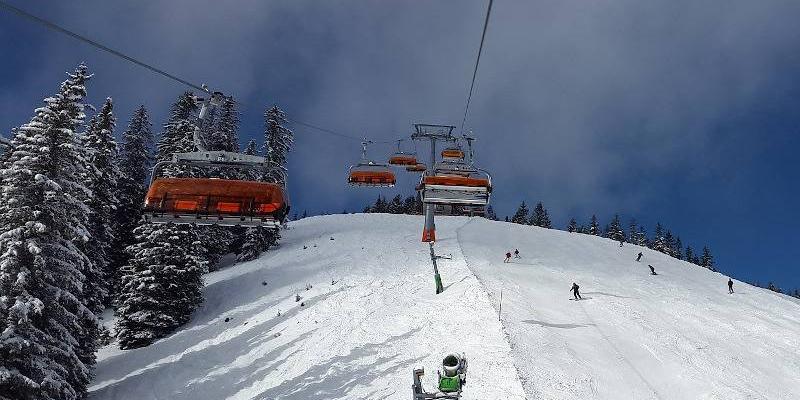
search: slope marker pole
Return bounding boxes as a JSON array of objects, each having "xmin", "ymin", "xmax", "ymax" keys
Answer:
[{"xmin": 499, "ymin": 288, "xmax": 503, "ymax": 321}]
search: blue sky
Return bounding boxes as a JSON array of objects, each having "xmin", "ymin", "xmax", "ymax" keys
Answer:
[{"xmin": 1, "ymin": 1, "xmax": 799, "ymax": 290}]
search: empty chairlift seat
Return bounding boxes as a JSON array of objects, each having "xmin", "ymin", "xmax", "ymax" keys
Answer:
[
  {"xmin": 418, "ymin": 169, "xmax": 491, "ymax": 206},
  {"xmin": 388, "ymin": 154, "xmax": 418, "ymax": 166},
  {"xmin": 406, "ymin": 163, "xmax": 427, "ymax": 173},
  {"xmin": 441, "ymin": 147, "xmax": 465, "ymax": 160},
  {"xmin": 143, "ymin": 178, "xmax": 288, "ymax": 228},
  {"xmin": 348, "ymin": 165, "xmax": 396, "ymax": 186}
]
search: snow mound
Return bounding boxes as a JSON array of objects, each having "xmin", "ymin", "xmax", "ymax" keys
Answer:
[{"xmin": 89, "ymin": 214, "xmax": 800, "ymax": 399}]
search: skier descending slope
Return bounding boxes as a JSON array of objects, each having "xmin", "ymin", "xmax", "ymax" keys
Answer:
[
  {"xmin": 514, "ymin": 249, "xmax": 520, "ymax": 259},
  {"xmin": 728, "ymin": 278, "xmax": 734, "ymax": 294},
  {"xmin": 649, "ymin": 265, "xmax": 657, "ymax": 275},
  {"xmin": 571, "ymin": 282, "xmax": 582, "ymax": 300},
  {"xmin": 636, "ymin": 252, "xmax": 643, "ymax": 262},
  {"xmin": 504, "ymin": 252, "xmax": 511, "ymax": 263}
]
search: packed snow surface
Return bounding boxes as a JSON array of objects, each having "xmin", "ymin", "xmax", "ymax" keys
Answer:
[{"xmin": 90, "ymin": 214, "xmax": 800, "ymax": 399}]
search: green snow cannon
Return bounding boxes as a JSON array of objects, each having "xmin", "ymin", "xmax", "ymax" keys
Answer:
[{"xmin": 438, "ymin": 354, "xmax": 467, "ymax": 393}]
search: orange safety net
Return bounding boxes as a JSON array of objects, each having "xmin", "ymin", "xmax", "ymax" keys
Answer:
[
  {"xmin": 145, "ymin": 178, "xmax": 286, "ymax": 216},
  {"xmin": 348, "ymin": 170, "xmax": 396, "ymax": 185},
  {"xmin": 422, "ymin": 175, "xmax": 489, "ymax": 188}
]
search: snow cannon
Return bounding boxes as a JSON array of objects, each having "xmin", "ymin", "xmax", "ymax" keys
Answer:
[
  {"xmin": 438, "ymin": 354, "xmax": 467, "ymax": 393},
  {"xmin": 411, "ymin": 353, "xmax": 468, "ymax": 399}
]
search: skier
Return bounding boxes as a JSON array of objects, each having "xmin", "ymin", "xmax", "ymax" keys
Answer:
[
  {"xmin": 649, "ymin": 265, "xmax": 656, "ymax": 275},
  {"xmin": 570, "ymin": 282, "xmax": 582, "ymax": 300},
  {"xmin": 514, "ymin": 249, "xmax": 520, "ymax": 259},
  {"xmin": 728, "ymin": 278, "xmax": 734, "ymax": 294},
  {"xmin": 636, "ymin": 252, "xmax": 643, "ymax": 262},
  {"xmin": 619, "ymin": 240, "xmax": 624, "ymax": 247},
  {"xmin": 504, "ymin": 252, "xmax": 511, "ymax": 263}
]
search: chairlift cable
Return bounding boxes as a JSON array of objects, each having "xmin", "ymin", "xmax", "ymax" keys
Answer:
[
  {"xmin": 0, "ymin": 0, "xmax": 399, "ymax": 145},
  {"xmin": 459, "ymin": 0, "xmax": 494, "ymax": 135}
]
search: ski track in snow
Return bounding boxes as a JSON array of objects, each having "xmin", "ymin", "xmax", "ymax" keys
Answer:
[
  {"xmin": 89, "ymin": 214, "xmax": 526, "ymax": 400},
  {"xmin": 457, "ymin": 218, "xmax": 800, "ymax": 400},
  {"xmin": 88, "ymin": 214, "xmax": 800, "ymax": 399}
]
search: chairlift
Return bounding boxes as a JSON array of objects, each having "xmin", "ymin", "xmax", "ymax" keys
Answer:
[
  {"xmin": 406, "ymin": 163, "xmax": 427, "ymax": 173},
  {"xmin": 417, "ymin": 160, "xmax": 491, "ymax": 207},
  {"xmin": 388, "ymin": 139, "xmax": 418, "ymax": 166},
  {"xmin": 348, "ymin": 141, "xmax": 396, "ymax": 187},
  {"xmin": 142, "ymin": 90, "xmax": 289, "ymax": 229},
  {"xmin": 441, "ymin": 140, "xmax": 465, "ymax": 160}
]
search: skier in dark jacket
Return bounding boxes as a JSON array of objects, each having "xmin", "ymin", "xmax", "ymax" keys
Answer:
[
  {"xmin": 514, "ymin": 249, "xmax": 520, "ymax": 259},
  {"xmin": 504, "ymin": 252, "xmax": 511, "ymax": 263},
  {"xmin": 571, "ymin": 283, "xmax": 582, "ymax": 300},
  {"xmin": 649, "ymin": 265, "xmax": 656, "ymax": 275},
  {"xmin": 636, "ymin": 252, "xmax": 643, "ymax": 262},
  {"xmin": 728, "ymin": 278, "xmax": 734, "ymax": 294}
]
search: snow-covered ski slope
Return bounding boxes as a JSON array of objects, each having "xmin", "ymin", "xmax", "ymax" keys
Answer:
[{"xmin": 89, "ymin": 214, "xmax": 800, "ymax": 400}]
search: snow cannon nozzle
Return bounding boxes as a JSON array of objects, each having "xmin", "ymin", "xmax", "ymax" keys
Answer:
[{"xmin": 442, "ymin": 354, "xmax": 462, "ymax": 377}]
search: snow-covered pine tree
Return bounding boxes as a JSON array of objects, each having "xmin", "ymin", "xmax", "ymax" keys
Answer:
[
  {"xmin": 83, "ymin": 98, "xmax": 120, "ymax": 308},
  {"xmin": 0, "ymin": 64, "xmax": 98, "ymax": 399},
  {"xmin": 608, "ymin": 214, "xmax": 625, "ymax": 242},
  {"xmin": 244, "ymin": 138, "xmax": 258, "ymax": 155},
  {"xmin": 589, "ymin": 215, "xmax": 601, "ymax": 236},
  {"xmin": 205, "ymin": 96, "xmax": 241, "ymax": 180},
  {"xmin": 627, "ymin": 219, "xmax": 638, "ymax": 243},
  {"xmin": 234, "ymin": 138, "xmax": 261, "ymax": 181},
  {"xmin": 206, "ymin": 96, "xmax": 239, "ymax": 153},
  {"xmin": 674, "ymin": 236, "xmax": 684, "ymax": 260},
  {"xmin": 112, "ymin": 105, "xmax": 154, "ymax": 284},
  {"xmin": 767, "ymin": 282, "xmax": 782, "ymax": 293},
  {"xmin": 388, "ymin": 194, "xmax": 404, "ymax": 214},
  {"xmin": 700, "ymin": 246, "xmax": 714, "ymax": 270},
  {"xmin": 156, "ymin": 92, "xmax": 198, "ymax": 177},
  {"xmin": 198, "ymin": 225, "xmax": 236, "ymax": 272},
  {"xmin": 511, "ymin": 201, "xmax": 530, "ymax": 224},
  {"xmin": 651, "ymin": 223, "xmax": 668, "ymax": 252},
  {"xmin": 116, "ymin": 222, "xmax": 207, "ymax": 349},
  {"xmin": 567, "ymin": 218, "xmax": 577, "ymax": 233},
  {"xmin": 685, "ymin": 245, "xmax": 696, "ymax": 265},
  {"xmin": 486, "ymin": 205, "xmax": 498, "ymax": 220},
  {"xmin": 236, "ymin": 227, "xmax": 279, "ymax": 262},
  {"xmin": 636, "ymin": 226, "xmax": 649, "ymax": 247},
  {"xmin": 263, "ymin": 106, "xmax": 293, "ymax": 186},
  {"xmin": 403, "ymin": 195, "xmax": 418, "ymax": 215},
  {"xmin": 371, "ymin": 196, "xmax": 388, "ymax": 213},
  {"xmin": 663, "ymin": 230, "xmax": 676, "ymax": 257},
  {"xmin": 530, "ymin": 202, "xmax": 552, "ymax": 228}
]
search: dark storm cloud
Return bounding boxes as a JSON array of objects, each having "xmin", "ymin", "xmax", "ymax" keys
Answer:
[{"xmin": 3, "ymin": 0, "xmax": 800, "ymax": 218}]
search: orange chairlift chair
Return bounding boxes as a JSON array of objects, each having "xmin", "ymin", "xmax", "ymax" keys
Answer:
[
  {"xmin": 388, "ymin": 139, "xmax": 418, "ymax": 166},
  {"xmin": 348, "ymin": 140, "xmax": 396, "ymax": 187},
  {"xmin": 417, "ymin": 160, "xmax": 491, "ymax": 207},
  {"xmin": 440, "ymin": 140, "xmax": 465, "ymax": 160},
  {"xmin": 143, "ymin": 90, "xmax": 288, "ymax": 229}
]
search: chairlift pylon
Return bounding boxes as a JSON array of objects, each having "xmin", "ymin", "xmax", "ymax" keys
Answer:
[{"xmin": 348, "ymin": 140, "xmax": 396, "ymax": 187}]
